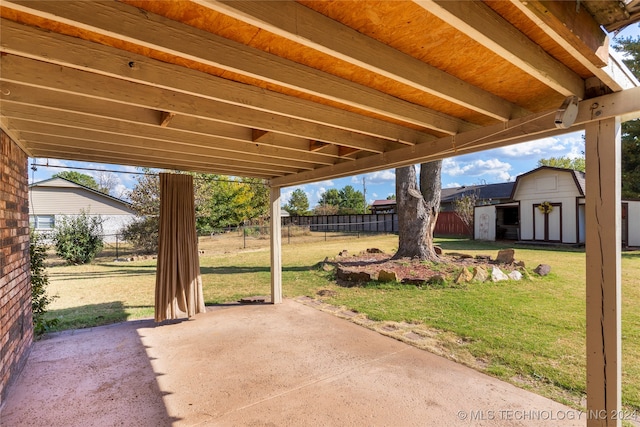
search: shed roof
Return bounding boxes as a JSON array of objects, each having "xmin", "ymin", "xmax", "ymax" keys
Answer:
[
  {"xmin": 509, "ymin": 165, "xmax": 586, "ymax": 199},
  {"xmin": 1, "ymin": 1, "xmax": 640, "ymax": 187}
]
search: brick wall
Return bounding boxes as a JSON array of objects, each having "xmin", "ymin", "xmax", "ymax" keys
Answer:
[{"xmin": 0, "ymin": 130, "xmax": 32, "ymax": 405}]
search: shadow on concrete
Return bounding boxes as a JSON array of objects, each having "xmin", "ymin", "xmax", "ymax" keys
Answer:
[{"xmin": 0, "ymin": 318, "xmax": 180, "ymax": 426}]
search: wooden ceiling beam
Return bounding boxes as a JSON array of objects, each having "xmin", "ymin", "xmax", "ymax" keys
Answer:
[
  {"xmin": 0, "ymin": 94, "xmax": 336, "ymax": 167},
  {"xmin": 0, "ymin": 82, "xmax": 348, "ymax": 163},
  {"xmin": 508, "ymin": 0, "xmax": 638, "ymax": 92},
  {"xmin": 196, "ymin": 0, "xmax": 527, "ymax": 122},
  {"xmin": 414, "ymin": 0, "xmax": 585, "ymax": 99},
  {"xmin": 271, "ymin": 86, "xmax": 640, "ymax": 186},
  {"xmin": 24, "ymin": 137, "xmax": 291, "ymax": 176},
  {"xmin": 7, "ymin": 116, "xmax": 318, "ymax": 172},
  {"xmin": 28, "ymin": 147, "xmax": 272, "ymax": 179},
  {"xmin": 0, "ymin": 16, "xmax": 433, "ymax": 146},
  {"xmin": 0, "ymin": 55, "xmax": 394, "ymax": 154},
  {"xmin": 0, "ymin": 3, "xmax": 468, "ymax": 136}
]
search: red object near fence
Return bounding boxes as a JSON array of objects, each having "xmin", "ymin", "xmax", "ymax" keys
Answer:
[{"xmin": 434, "ymin": 212, "xmax": 472, "ymax": 237}]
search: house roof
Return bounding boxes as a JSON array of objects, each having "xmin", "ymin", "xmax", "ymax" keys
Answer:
[
  {"xmin": 509, "ymin": 166, "xmax": 586, "ymax": 199},
  {"xmin": 371, "ymin": 200, "xmax": 397, "ymax": 207},
  {"xmin": 441, "ymin": 182, "xmax": 515, "ymax": 204},
  {"xmin": 1, "ymin": 1, "xmax": 640, "ymax": 187},
  {"xmin": 30, "ymin": 176, "xmax": 133, "ymax": 208}
]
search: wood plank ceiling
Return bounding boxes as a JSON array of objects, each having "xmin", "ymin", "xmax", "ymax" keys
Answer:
[{"xmin": 1, "ymin": 0, "xmax": 639, "ymax": 187}]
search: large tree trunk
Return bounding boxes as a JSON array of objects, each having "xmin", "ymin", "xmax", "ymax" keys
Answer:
[
  {"xmin": 393, "ymin": 161, "xmax": 441, "ymax": 261},
  {"xmin": 420, "ymin": 160, "xmax": 442, "ymax": 246}
]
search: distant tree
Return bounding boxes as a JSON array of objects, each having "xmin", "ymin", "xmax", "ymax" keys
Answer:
[
  {"xmin": 53, "ymin": 171, "xmax": 102, "ymax": 192},
  {"xmin": 316, "ymin": 186, "xmax": 366, "ymax": 214},
  {"xmin": 615, "ymin": 36, "xmax": 640, "ymax": 198},
  {"xmin": 537, "ymin": 156, "xmax": 585, "ymax": 172},
  {"xmin": 313, "ymin": 204, "xmax": 339, "ymax": 215},
  {"xmin": 338, "ymin": 185, "xmax": 366, "ymax": 214},
  {"xmin": 453, "ymin": 191, "xmax": 479, "ymax": 234},
  {"xmin": 96, "ymin": 172, "xmax": 118, "ymax": 196},
  {"xmin": 284, "ymin": 189, "xmax": 310, "ymax": 216},
  {"xmin": 318, "ymin": 188, "xmax": 342, "ymax": 208},
  {"xmin": 386, "ymin": 195, "xmax": 396, "ymax": 200}
]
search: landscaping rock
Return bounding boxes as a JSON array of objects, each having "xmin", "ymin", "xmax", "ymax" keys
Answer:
[
  {"xmin": 455, "ymin": 268, "xmax": 473, "ymax": 284},
  {"xmin": 475, "ymin": 255, "xmax": 492, "ymax": 261},
  {"xmin": 377, "ymin": 270, "xmax": 397, "ymax": 282},
  {"xmin": 338, "ymin": 250, "xmax": 349, "ymax": 257},
  {"xmin": 491, "ymin": 267, "xmax": 509, "ymax": 282},
  {"xmin": 434, "ymin": 246, "xmax": 443, "ymax": 255},
  {"xmin": 366, "ymin": 248, "xmax": 384, "ymax": 254},
  {"xmin": 495, "ymin": 249, "xmax": 515, "ymax": 264},
  {"xmin": 472, "ymin": 266, "xmax": 489, "ymax": 282},
  {"xmin": 508, "ymin": 270, "xmax": 523, "ymax": 281},
  {"xmin": 533, "ymin": 264, "xmax": 552, "ymax": 276},
  {"xmin": 514, "ymin": 260, "xmax": 525, "ymax": 268},
  {"xmin": 336, "ymin": 267, "xmax": 371, "ymax": 284}
]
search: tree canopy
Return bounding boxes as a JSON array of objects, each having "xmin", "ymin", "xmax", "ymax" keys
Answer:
[
  {"xmin": 284, "ymin": 189, "xmax": 310, "ymax": 216},
  {"xmin": 53, "ymin": 170, "xmax": 116, "ymax": 195},
  {"xmin": 53, "ymin": 171, "xmax": 100, "ymax": 192},
  {"xmin": 615, "ymin": 36, "xmax": 640, "ymax": 199},
  {"xmin": 316, "ymin": 185, "xmax": 366, "ymax": 214},
  {"xmin": 537, "ymin": 156, "xmax": 585, "ymax": 172}
]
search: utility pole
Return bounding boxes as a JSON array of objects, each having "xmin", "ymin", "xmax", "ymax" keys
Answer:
[{"xmin": 362, "ymin": 176, "xmax": 367, "ymax": 214}]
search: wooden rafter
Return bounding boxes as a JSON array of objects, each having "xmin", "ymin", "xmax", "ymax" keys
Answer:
[
  {"xmin": 0, "ymin": 2, "xmax": 475, "ymax": 135},
  {"xmin": 195, "ymin": 0, "xmax": 528, "ymax": 122},
  {"xmin": 414, "ymin": 0, "xmax": 586, "ymax": 99}
]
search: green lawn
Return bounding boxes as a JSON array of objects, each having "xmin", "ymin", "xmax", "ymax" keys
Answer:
[{"xmin": 42, "ymin": 234, "xmax": 640, "ymax": 414}]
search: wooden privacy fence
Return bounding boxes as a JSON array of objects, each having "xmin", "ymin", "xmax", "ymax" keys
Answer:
[
  {"xmin": 433, "ymin": 211, "xmax": 472, "ymax": 237},
  {"xmin": 282, "ymin": 213, "xmax": 397, "ymax": 233},
  {"xmin": 282, "ymin": 212, "xmax": 472, "ymax": 237}
]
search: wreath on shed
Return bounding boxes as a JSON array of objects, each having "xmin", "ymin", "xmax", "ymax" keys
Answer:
[{"xmin": 538, "ymin": 201, "xmax": 553, "ymax": 214}]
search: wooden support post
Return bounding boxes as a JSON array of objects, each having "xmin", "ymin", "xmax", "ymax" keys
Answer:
[
  {"xmin": 585, "ymin": 118, "xmax": 622, "ymax": 427},
  {"xmin": 270, "ymin": 186, "xmax": 283, "ymax": 304}
]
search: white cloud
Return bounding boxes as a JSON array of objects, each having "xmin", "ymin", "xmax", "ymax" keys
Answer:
[
  {"xmin": 444, "ymin": 182, "xmax": 461, "ymax": 188},
  {"xmin": 443, "ymin": 158, "xmax": 514, "ymax": 182}
]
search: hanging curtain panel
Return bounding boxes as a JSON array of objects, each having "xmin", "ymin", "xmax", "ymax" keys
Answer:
[{"xmin": 155, "ymin": 173, "xmax": 206, "ymax": 322}]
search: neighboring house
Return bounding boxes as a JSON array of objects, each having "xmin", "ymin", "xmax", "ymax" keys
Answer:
[
  {"xmin": 370, "ymin": 199, "xmax": 396, "ymax": 214},
  {"xmin": 474, "ymin": 166, "xmax": 640, "ymax": 247},
  {"xmin": 29, "ymin": 177, "xmax": 136, "ymax": 242},
  {"xmin": 440, "ymin": 182, "xmax": 514, "ymax": 211}
]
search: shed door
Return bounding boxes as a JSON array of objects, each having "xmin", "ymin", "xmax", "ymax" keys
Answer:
[{"xmin": 534, "ymin": 204, "xmax": 561, "ymax": 242}]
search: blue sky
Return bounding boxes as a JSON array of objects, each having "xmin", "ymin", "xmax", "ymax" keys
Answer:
[{"xmin": 28, "ymin": 24, "xmax": 639, "ymax": 208}]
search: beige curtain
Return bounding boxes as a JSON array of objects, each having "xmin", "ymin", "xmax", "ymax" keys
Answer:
[{"xmin": 155, "ymin": 173, "xmax": 205, "ymax": 322}]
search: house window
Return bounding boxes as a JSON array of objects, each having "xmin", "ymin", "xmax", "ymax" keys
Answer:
[{"xmin": 30, "ymin": 215, "xmax": 55, "ymax": 230}]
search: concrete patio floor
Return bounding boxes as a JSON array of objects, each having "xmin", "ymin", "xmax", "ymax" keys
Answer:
[{"xmin": 1, "ymin": 299, "xmax": 584, "ymax": 427}]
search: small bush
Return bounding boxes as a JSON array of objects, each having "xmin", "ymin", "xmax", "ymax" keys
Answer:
[
  {"xmin": 52, "ymin": 210, "xmax": 104, "ymax": 264},
  {"xmin": 30, "ymin": 230, "xmax": 58, "ymax": 336},
  {"xmin": 120, "ymin": 217, "xmax": 158, "ymax": 254}
]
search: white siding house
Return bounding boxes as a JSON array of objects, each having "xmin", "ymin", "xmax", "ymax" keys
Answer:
[
  {"xmin": 29, "ymin": 177, "xmax": 136, "ymax": 242},
  {"xmin": 474, "ymin": 167, "xmax": 640, "ymax": 247}
]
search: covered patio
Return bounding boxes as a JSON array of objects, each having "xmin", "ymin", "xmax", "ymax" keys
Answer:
[
  {"xmin": 1, "ymin": 1, "xmax": 640, "ymax": 425},
  {"xmin": 2, "ymin": 300, "xmax": 586, "ymax": 426}
]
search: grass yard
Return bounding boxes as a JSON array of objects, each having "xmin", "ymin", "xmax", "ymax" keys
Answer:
[{"xmin": 42, "ymin": 234, "xmax": 640, "ymax": 415}]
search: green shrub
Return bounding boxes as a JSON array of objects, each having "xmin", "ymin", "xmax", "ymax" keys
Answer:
[
  {"xmin": 30, "ymin": 230, "xmax": 58, "ymax": 336},
  {"xmin": 120, "ymin": 217, "xmax": 158, "ymax": 254},
  {"xmin": 52, "ymin": 210, "xmax": 104, "ymax": 264}
]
